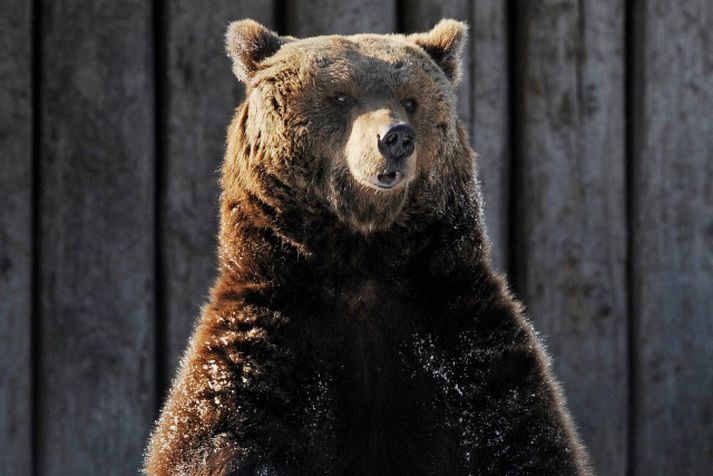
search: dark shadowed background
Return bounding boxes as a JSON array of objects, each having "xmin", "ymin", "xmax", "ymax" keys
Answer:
[{"xmin": 1, "ymin": 0, "xmax": 711, "ymax": 474}]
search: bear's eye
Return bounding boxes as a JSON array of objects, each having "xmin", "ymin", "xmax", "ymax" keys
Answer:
[
  {"xmin": 331, "ymin": 93, "xmax": 353, "ymax": 106},
  {"xmin": 401, "ymin": 98, "xmax": 417, "ymax": 114}
]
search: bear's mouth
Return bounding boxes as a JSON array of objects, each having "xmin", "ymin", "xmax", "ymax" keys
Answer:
[{"xmin": 369, "ymin": 170, "xmax": 404, "ymax": 189}]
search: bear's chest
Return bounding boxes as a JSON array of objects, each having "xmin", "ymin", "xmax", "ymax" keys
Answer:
[
  {"xmin": 291, "ymin": 294, "xmax": 483, "ymax": 472},
  {"xmin": 282, "ymin": 277, "xmax": 485, "ymax": 471},
  {"xmin": 296, "ymin": 335, "xmax": 483, "ymax": 474}
]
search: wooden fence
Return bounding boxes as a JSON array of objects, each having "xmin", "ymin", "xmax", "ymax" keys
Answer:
[{"xmin": 1, "ymin": 0, "xmax": 711, "ymax": 474}]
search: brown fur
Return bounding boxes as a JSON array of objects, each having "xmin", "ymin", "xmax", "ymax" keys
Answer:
[{"xmin": 144, "ymin": 19, "xmax": 592, "ymax": 475}]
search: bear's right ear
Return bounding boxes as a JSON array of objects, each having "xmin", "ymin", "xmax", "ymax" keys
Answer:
[{"xmin": 225, "ymin": 19, "xmax": 292, "ymax": 82}]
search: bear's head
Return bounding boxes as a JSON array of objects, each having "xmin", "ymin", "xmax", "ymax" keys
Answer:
[{"xmin": 225, "ymin": 19, "xmax": 470, "ymax": 235}]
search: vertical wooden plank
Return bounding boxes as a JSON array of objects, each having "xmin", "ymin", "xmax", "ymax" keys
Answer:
[
  {"xmin": 161, "ymin": 0, "xmax": 275, "ymax": 391},
  {"xmin": 631, "ymin": 1, "xmax": 713, "ymax": 474},
  {"xmin": 0, "ymin": 0, "xmax": 32, "ymax": 474},
  {"xmin": 470, "ymin": 1, "xmax": 509, "ymax": 269},
  {"xmin": 286, "ymin": 0, "xmax": 396, "ymax": 35},
  {"xmin": 38, "ymin": 0, "xmax": 155, "ymax": 474},
  {"xmin": 514, "ymin": 1, "xmax": 627, "ymax": 474}
]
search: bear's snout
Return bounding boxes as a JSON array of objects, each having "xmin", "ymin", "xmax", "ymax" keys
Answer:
[
  {"xmin": 378, "ymin": 123, "xmax": 415, "ymax": 162},
  {"xmin": 373, "ymin": 123, "xmax": 415, "ymax": 189}
]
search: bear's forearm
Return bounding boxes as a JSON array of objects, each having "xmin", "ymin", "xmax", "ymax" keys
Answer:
[
  {"xmin": 464, "ymin": 335, "xmax": 591, "ymax": 475},
  {"xmin": 145, "ymin": 424, "xmax": 293, "ymax": 476},
  {"xmin": 144, "ymin": 303, "xmax": 303, "ymax": 475},
  {"xmin": 145, "ymin": 365, "xmax": 301, "ymax": 475},
  {"xmin": 419, "ymin": 265, "xmax": 591, "ymax": 474},
  {"xmin": 456, "ymin": 281, "xmax": 590, "ymax": 474}
]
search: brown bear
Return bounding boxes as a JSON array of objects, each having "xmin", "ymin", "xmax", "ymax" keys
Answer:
[{"xmin": 144, "ymin": 19, "xmax": 592, "ymax": 475}]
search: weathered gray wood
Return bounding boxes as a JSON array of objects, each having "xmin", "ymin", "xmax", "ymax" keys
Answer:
[
  {"xmin": 161, "ymin": 0, "xmax": 276, "ymax": 392},
  {"xmin": 0, "ymin": 0, "xmax": 32, "ymax": 474},
  {"xmin": 631, "ymin": 1, "xmax": 713, "ymax": 474},
  {"xmin": 286, "ymin": 0, "xmax": 396, "ymax": 35},
  {"xmin": 38, "ymin": 0, "xmax": 156, "ymax": 474},
  {"xmin": 470, "ymin": 1, "xmax": 509, "ymax": 269},
  {"xmin": 514, "ymin": 1, "xmax": 627, "ymax": 474}
]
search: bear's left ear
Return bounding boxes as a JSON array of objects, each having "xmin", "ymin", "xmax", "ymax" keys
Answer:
[
  {"xmin": 226, "ymin": 19, "xmax": 293, "ymax": 82},
  {"xmin": 407, "ymin": 19, "xmax": 468, "ymax": 84}
]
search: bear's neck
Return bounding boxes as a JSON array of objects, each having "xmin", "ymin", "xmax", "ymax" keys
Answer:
[{"xmin": 213, "ymin": 181, "xmax": 490, "ymax": 302}]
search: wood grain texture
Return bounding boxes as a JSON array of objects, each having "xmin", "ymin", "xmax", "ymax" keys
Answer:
[
  {"xmin": 0, "ymin": 0, "xmax": 32, "ymax": 474},
  {"xmin": 286, "ymin": 0, "xmax": 396, "ymax": 35},
  {"xmin": 470, "ymin": 0, "xmax": 509, "ymax": 269},
  {"xmin": 161, "ymin": 0, "xmax": 275, "ymax": 394},
  {"xmin": 631, "ymin": 1, "xmax": 713, "ymax": 474},
  {"xmin": 514, "ymin": 1, "xmax": 627, "ymax": 474},
  {"xmin": 37, "ymin": 0, "xmax": 156, "ymax": 474}
]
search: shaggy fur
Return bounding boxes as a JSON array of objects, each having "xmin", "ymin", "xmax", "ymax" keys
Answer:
[{"xmin": 144, "ymin": 19, "xmax": 592, "ymax": 475}]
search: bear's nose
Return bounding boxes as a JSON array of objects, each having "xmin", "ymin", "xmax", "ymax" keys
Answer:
[{"xmin": 377, "ymin": 123, "xmax": 416, "ymax": 162}]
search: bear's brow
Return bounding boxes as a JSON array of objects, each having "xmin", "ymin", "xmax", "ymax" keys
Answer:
[
  {"xmin": 313, "ymin": 54, "xmax": 414, "ymax": 84},
  {"xmin": 316, "ymin": 65, "xmax": 412, "ymax": 98}
]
